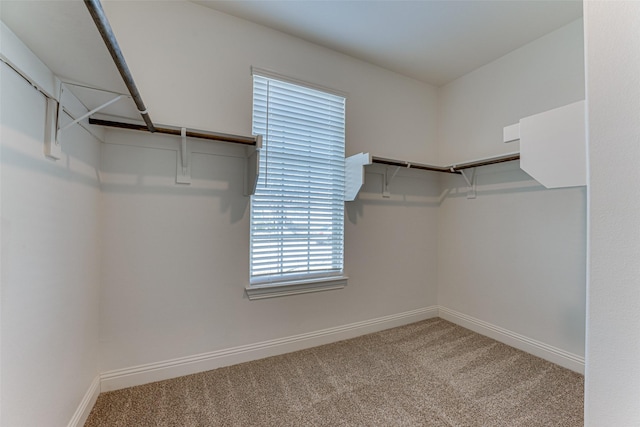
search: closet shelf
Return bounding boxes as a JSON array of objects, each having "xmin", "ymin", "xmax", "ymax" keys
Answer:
[
  {"xmin": 371, "ymin": 152, "xmax": 521, "ymax": 174},
  {"xmin": 449, "ymin": 153, "xmax": 521, "ymax": 171},
  {"xmin": 371, "ymin": 157, "xmax": 452, "ymax": 173},
  {"xmin": 345, "ymin": 152, "xmax": 521, "ymax": 201},
  {"xmin": 88, "ymin": 118, "xmax": 258, "ymax": 145},
  {"xmin": 503, "ymin": 100, "xmax": 586, "ymax": 189},
  {"xmin": 349, "ymin": 98, "xmax": 587, "ymax": 200}
]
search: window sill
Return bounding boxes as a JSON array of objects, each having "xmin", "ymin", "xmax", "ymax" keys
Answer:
[{"xmin": 245, "ymin": 276, "xmax": 348, "ymax": 300}]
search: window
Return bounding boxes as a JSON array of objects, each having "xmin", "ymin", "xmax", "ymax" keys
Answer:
[{"xmin": 247, "ymin": 70, "xmax": 347, "ymax": 299}]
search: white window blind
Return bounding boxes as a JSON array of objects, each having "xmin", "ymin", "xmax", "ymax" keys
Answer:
[{"xmin": 251, "ymin": 73, "xmax": 345, "ymax": 285}]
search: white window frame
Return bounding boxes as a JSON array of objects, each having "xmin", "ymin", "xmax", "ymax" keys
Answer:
[{"xmin": 246, "ymin": 68, "xmax": 348, "ymax": 300}]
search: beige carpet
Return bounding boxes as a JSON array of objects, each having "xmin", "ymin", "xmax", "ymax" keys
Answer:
[{"xmin": 85, "ymin": 319, "xmax": 583, "ymax": 426}]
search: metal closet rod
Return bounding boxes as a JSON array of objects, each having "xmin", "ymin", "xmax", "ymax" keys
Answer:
[
  {"xmin": 88, "ymin": 118, "xmax": 257, "ymax": 145},
  {"xmin": 452, "ymin": 154, "xmax": 520, "ymax": 171},
  {"xmin": 371, "ymin": 153, "xmax": 520, "ymax": 174},
  {"xmin": 84, "ymin": 0, "xmax": 156, "ymax": 133},
  {"xmin": 371, "ymin": 157, "xmax": 453, "ymax": 173}
]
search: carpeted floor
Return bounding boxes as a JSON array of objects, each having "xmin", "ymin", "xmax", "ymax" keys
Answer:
[{"xmin": 85, "ymin": 318, "xmax": 584, "ymax": 426}]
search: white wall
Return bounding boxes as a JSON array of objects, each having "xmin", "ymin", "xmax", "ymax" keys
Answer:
[
  {"xmin": 99, "ymin": 132, "xmax": 440, "ymax": 374},
  {"xmin": 438, "ymin": 19, "xmax": 585, "ymax": 165},
  {"xmin": 439, "ymin": 165, "xmax": 586, "ymax": 360},
  {"xmin": 437, "ymin": 19, "xmax": 587, "ymax": 367},
  {"xmin": 1, "ymin": 63, "xmax": 101, "ymax": 426},
  {"xmin": 102, "ymin": 1, "xmax": 439, "ymax": 165},
  {"xmin": 584, "ymin": 1, "xmax": 640, "ymax": 425},
  {"xmin": 96, "ymin": 1, "xmax": 440, "ymax": 376}
]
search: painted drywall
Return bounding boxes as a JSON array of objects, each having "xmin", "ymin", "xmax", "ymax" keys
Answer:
[
  {"xmin": 1, "ymin": 63, "xmax": 101, "ymax": 426},
  {"xmin": 584, "ymin": 1, "xmax": 640, "ymax": 424},
  {"xmin": 99, "ymin": 131, "xmax": 440, "ymax": 373},
  {"xmin": 102, "ymin": 1, "xmax": 438, "ymax": 165},
  {"xmin": 439, "ymin": 164, "xmax": 586, "ymax": 359},
  {"xmin": 96, "ymin": 0, "xmax": 440, "ymax": 374},
  {"xmin": 437, "ymin": 19, "xmax": 587, "ymax": 364},
  {"xmin": 438, "ymin": 19, "xmax": 585, "ymax": 165}
]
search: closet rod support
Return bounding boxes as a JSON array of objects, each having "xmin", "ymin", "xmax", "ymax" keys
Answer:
[
  {"xmin": 459, "ymin": 168, "xmax": 477, "ymax": 199},
  {"xmin": 180, "ymin": 128, "xmax": 188, "ymax": 170},
  {"xmin": 59, "ymin": 94, "xmax": 124, "ymax": 134},
  {"xmin": 176, "ymin": 127, "xmax": 191, "ymax": 184},
  {"xmin": 383, "ymin": 166, "xmax": 401, "ymax": 198}
]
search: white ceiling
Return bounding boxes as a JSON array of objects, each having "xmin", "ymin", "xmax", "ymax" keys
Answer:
[
  {"xmin": 192, "ymin": 0, "xmax": 583, "ymax": 86},
  {"xmin": 0, "ymin": 0, "xmax": 582, "ymax": 113}
]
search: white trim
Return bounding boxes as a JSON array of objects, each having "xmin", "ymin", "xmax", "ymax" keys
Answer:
[
  {"xmin": 67, "ymin": 375, "xmax": 100, "ymax": 427},
  {"xmin": 251, "ymin": 66, "xmax": 348, "ymax": 98},
  {"xmin": 96, "ymin": 305, "xmax": 583, "ymax": 393},
  {"xmin": 246, "ymin": 275, "xmax": 348, "ymax": 300},
  {"xmin": 438, "ymin": 306, "xmax": 585, "ymax": 374},
  {"xmin": 100, "ymin": 306, "xmax": 438, "ymax": 392}
]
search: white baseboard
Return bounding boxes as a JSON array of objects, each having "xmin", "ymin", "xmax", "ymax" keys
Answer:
[
  {"xmin": 438, "ymin": 306, "xmax": 585, "ymax": 374},
  {"xmin": 67, "ymin": 375, "xmax": 100, "ymax": 427},
  {"xmin": 100, "ymin": 306, "xmax": 439, "ymax": 392},
  {"xmin": 99, "ymin": 304, "xmax": 583, "ymax": 394}
]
